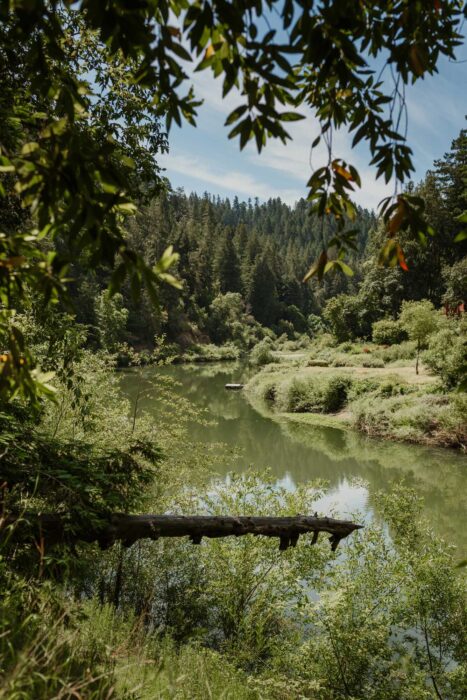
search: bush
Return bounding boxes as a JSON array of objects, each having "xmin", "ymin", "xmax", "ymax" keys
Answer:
[
  {"xmin": 323, "ymin": 294, "xmax": 362, "ymax": 342},
  {"xmin": 423, "ymin": 324, "xmax": 467, "ymax": 388},
  {"xmin": 307, "ymin": 313, "xmax": 325, "ymax": 336},
  {"xmin": 183, "ymin": 343, "xmax": 241, "ymax": 363},
  {"xmin": 95, "ymin": 291, "xmax": 129, "ymax": 352},
  {"xmin": 372, "ymin": 318, "xmax": 407, "ymax": 345},
  {"xmin": 322, "ymin": 376, "xmax": 353, "ymax": 412},
  {"xmin": 274, "ymin": 318, "xmax": 296, "ymax": 339},
  {"xmin": 351, "ymin": 389, "xmax": 466, "ymax": 448},
  {"xmin": 330, "ymin": 353, "xmax": 385, "ymax": 368},
  {"xmin": 283, "ymin": 304, "xmax": 308, "ymax": 333},
  {"xmin": 308, "ymin": 358, "xmax": 330, "ymax": 367},
  {"xmin": 250, "ymin": 338, "xmax": 276, "ymax": 366},
  {"xmin": 373, "ymin": 341, "xmax": 417, "ymax": 364},
  {"xmin": 272, "ymin": 373, "xmax": 352, "ymax": 413}
]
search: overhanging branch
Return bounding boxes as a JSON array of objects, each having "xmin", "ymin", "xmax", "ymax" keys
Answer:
[{"xmin": 2, "ymin": 513, "xmax": 363, "ymax": 551}]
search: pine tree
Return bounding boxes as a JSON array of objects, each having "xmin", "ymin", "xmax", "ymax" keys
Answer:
[
  {"xmin": 248, "ymin": 256, "xmax": 280, "ymax": 326},
  {"xmin": 214, "ymin": 230, "xmax": 242, "ymax": 294}
]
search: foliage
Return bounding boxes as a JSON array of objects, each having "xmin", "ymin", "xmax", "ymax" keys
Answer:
[
  {"xmin": 424, "ymin": 321, "xmax": 467, "ymax": 389},
  {"xmin": 372, "ymin": 318, "xmax": 407, "ymax": 345},
  {"xmin": 207, "ymin": 292, "xmax": 265, "ymax": 348},
  {"xmin": 399, "ymin": 300, "xmax": 439, "ymax": 373},
  {"xmin": 249, "ymin": 371, "xmax": 352, "ymax": 414},
  {"xmin": 442, "ymin": 257, "xmax": 467, "ymax": 307},
  {"xmin": 0, "ymin": 5, "xmax": 181, "ymax": 400},
  {"xmin": 307, "ymin": 313, "xmax": 326, "ymax": 336},
  {"xmin": 182, "ymin": 342, "xmax": 241, "ymax": 363},
  {"xmin": 246, "ymin": 349, "xmax": 467, "ymax": 449},
  {"xmin": 1, "ymin": 3, "xmax": 466, "ymax": 399},
  {"xmin": 322, "ymin": 294, "xmax": 363, "ymax": 342},
  {"xmin": 6, "ymin": 477, "xmax": 466, "ymax": 700},
  {"xmin": 94, "ymin": 291, "xmax": 129, "ymax": 352},
  {"xmin": 0, "ymin": 571, "xmax": 116, "ymax": 700},
  {"xmin": 373, "ymin": 340, "xmax": 417, "ymax": 364},
  {"xmin": 250, "ymin": 338, "xmax": 276, "ymax": 366},
  {"xmin": 352, "ymin": 388, "xmax": 467, "ymax": 449},
  {"xmin": 0, "ymin": 370, "xmax": 160, "ymax": 549}
]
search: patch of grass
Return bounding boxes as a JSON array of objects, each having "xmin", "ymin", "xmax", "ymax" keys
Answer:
[
  {"xmin": 351, "ymin": 389, "xmax": 467, "ymax": 449},
  {"xmin": 331, "ymin": 354, "xmax": 385, "ymax": 368},
  {"xmin": 246, "ymin": 363, "xmax": 464, "ymax": 449}
]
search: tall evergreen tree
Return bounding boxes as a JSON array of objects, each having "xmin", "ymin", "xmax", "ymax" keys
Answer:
[
  {"xmin": 248, "ymin": 256, "xmax": 280, "ymax": 326},
  {"xmin": 215, "ymin": 230, "xmax": 242, "ymax": 294}
]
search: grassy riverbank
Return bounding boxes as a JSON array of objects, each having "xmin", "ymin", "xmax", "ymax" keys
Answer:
[{"xmin": 245, "ymin": 348, "xmax": 466, "ymax": 450}]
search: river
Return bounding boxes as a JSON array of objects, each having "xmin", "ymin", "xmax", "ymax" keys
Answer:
[{"xmin": 120, "ymin": 362, "xmax": 467, "ymax": 557}]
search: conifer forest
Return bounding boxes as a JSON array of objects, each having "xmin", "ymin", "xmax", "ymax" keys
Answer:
[{"xmin": 1, "ymin": 2, "xmax": 467, "ymax": 699}]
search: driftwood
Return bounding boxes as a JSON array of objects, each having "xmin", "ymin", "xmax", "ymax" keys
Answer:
[{"xmin": 2, "ymin": 513, "xmax": 363, "ymax": 551}]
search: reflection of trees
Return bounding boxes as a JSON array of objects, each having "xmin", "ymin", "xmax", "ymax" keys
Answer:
[
  {"xmin": 256, "ymin": 400, "xmax": 467, "ymax": 556},
  {"xmin": 120, "ymin": 364, "xmax": 467, "ymax": 557}
]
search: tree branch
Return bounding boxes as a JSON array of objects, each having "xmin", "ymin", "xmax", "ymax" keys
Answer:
[{"xmin": 3, "ymin": 513, "xmax": 363, "ymax": 551}]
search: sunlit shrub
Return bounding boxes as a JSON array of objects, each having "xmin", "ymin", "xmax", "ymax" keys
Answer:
[
  {"xmin": 372, "ymin": 318, "xmax": 407, "ymax": 345},
  {"xmin": 250, "ymin": 338, "xmax": 276, "ymax": 366}
]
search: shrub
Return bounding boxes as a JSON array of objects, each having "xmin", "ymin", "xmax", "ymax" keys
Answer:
[
  {"xmin": 95, "ymin": 291, "xmax": 129, "ymax": 352},
  {"xmin": 283, "ymin": 304, "xmax": 308, "ymax": 333},
  {"xmin": 273, "ymin": 374, "xmax": 352, "ymax": 413},
  {"xmin": 308, "ymin": 358, "xmax": 330, "ymax": 367},
  {"xmin": 351, "ymin": 389, "xmax": 466, "ymax": 448},
  {"xmin": 373, "ymin": 340, "xmax": 417, "ymax": 364},
  {"xmin": 360, "ymin": 356, "xmax": 385, "ymax": 368},
  {"xmin": 275, "ymin": 318, "xmax": 296, "ymax": 339},
  {"xmin": 323, "ymin": 294, "xmax": 362, "ymax": 342},
  {"xmin": 307, "ymin": 313, "xmax": 326, "ymax": 336},
  {"xmin": 250, "ymin": 338, "xmax": 275, "ymax": 366},
  {"xmin": 372, "ymin": 318, "xmax": 407, "ymax": 345},
  {"xmin": 423, "ymin": 324, "xmax": 467, "ymax": 388},
  {"xmin": 180, "ymin": 343, "xmax": 241, "ymax": 363},
  {"xmin": 322, "ymin": 376, "xmax": 352, "ymax": 412},
  {"xmin": 330, "ymin": 354, "xmax": 385, "ymax": 368}
]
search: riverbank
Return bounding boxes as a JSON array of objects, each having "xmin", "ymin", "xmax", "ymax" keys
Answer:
[{"xmin": 245, "ymin": 359, "xmax": 467, "ymax": 450}]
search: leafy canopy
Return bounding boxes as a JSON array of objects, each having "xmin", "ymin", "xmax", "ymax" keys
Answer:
[{"xmin": 1, "ymin": 0, "xmax": 466, "ymax": 400}]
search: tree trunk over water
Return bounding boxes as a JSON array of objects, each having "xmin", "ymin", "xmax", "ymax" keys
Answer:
[{"xmin": 3, "ymin": 513, "xmax": 363, "ymax": 551}]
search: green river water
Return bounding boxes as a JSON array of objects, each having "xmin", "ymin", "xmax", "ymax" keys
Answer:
[{"xmin": 120, "ymin": 362, "xmax": 467, "ymax": 557}]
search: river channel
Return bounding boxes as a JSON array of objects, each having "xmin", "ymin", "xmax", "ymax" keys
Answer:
[{"xmin": 120, "ymin": 362, "xmax": 467, "ymax": 557}]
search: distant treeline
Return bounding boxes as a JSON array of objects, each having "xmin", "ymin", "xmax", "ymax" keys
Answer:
[{"xmin": 70, "ymin": 128, "xmax": 466, "ymax": 350}]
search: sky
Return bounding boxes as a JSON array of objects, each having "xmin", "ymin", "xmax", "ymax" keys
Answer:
[{"xmin": 159, "ymin": 36, "xmax": 467, "ymax": 212}]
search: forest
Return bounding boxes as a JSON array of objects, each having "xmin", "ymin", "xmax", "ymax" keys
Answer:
[
  {"xmin": 1, "ymin": 2, "xmax": 467, "ymax": 699},
  {"xmin": 72, "ymin": 130, "xmax": 465, "ymax": 358}
]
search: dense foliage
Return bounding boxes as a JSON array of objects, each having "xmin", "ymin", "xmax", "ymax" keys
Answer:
[
  {"xmin": 50, "ymin": 128, "xmax": 464, "ymax": 357},
  {"xmin": 1, "ymin": 4, "xmax": 466, "ymax": 698},
  {"xmin": 1, "ymin": 1, "xmax": 466, "ymax": 400}
]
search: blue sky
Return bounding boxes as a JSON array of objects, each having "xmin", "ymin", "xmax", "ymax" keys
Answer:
[{"xmin": 159, "ymin": 43, "xmax": 467, "ymax": 211}]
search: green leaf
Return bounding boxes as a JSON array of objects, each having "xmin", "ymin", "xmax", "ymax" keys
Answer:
[
  {"xmin": 279, "ymin": 112, "xmax": 305, "ymax": 122},
  {"xmin": 335, "ymin": 260, "xmax": 354, "ymax": 276}
]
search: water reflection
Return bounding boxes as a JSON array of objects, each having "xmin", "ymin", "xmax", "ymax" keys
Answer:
[{"xmin": 120, "ymin": 363, "xmax": 467, "ymax": 556}]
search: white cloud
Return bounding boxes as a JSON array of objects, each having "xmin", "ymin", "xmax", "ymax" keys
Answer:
[
  {"xmin": 162, "ymin": 152, "xmax": 302, "ymax": 204},
  {"xmin": 169, "ymin": 61, "xmax": 467, "ymax": 210}
]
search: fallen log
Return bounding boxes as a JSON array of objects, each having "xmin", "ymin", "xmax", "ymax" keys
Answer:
[{"xmin": 2, "ymin": 513, "xmax": 363, "ymax": 551}]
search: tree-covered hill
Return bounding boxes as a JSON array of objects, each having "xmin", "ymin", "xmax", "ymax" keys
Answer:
[{"xmin": 70, "ymin": 129, "xmax": 466, "ymax": 353}]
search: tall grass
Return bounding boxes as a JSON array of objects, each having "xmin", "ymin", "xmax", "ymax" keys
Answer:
[{"xmin": 246, "ymin": 369, "xmax": 467, "ymax": 448}]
